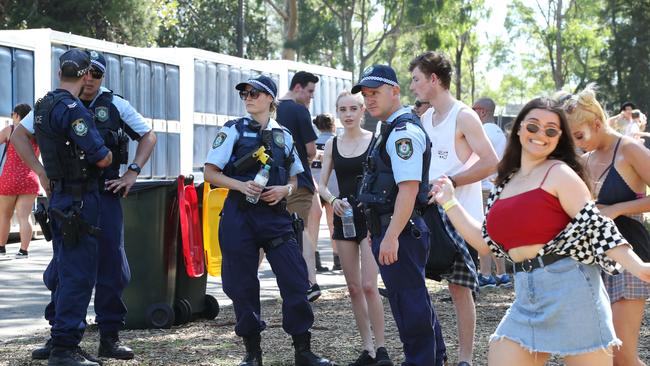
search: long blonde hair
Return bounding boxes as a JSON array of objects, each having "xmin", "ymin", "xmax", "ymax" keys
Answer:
[{"xmin": 335, "ymin": 90, "xmax": 364, "ymax": 108}]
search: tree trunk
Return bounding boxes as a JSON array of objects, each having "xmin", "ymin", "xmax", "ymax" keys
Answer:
[
  {"xmin": 237, "ymin": 0, "xmax": 245, "ymax": 57},
  {"xmin": 281, "ymin": 0, "xmax": 298, "ymax": 60},
  {"xmin": 554, "ymin": 0, "xmax": 564, "ymax": 89}
]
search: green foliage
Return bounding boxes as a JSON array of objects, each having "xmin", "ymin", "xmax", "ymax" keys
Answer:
[
  {"xmin": 596, "ymin": 0, "xmax": 650, "ymax": 115},
  {"xmin": 1, "ymin": 0, "xmax": 160, "ymax": 46},
  {"xmin": 157, "ymin": 0, "xmax": 274, "ymax": 59}
]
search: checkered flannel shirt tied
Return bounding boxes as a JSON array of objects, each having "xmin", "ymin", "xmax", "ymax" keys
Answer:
[
  {"xmin": 481, "ymin": 174, "xmax": 627, "ymax": 275},
  {"xmin": 438, "ymin": 205, "xmax": 480, "ymax": 293}
]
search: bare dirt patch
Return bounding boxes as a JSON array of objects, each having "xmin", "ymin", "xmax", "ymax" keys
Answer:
[{"xmin": 1, "ymin": 281, "xmax": 647, "ymax": 365}]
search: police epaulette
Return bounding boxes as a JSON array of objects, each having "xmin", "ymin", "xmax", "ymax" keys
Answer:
[
  {"xmin": 223, "ymin": 119, "xmax": 241, "ymax": 128},
  {"xmin": 280, "ymin": 126, "xmax": 293, "ymax": 136}
]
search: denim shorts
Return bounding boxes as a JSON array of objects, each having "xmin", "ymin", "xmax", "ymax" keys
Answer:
[{"xmin": 491, "ymin": 257, "xmax": 621, "ymax": 356}]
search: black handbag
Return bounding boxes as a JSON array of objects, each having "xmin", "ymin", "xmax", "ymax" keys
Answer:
[
  {"xmin": 614, "ymin": 215, "xmax": 650, "ymax": 262},
  {"xmin": 423, "ymin": 205, "xmax": 459, "ymax": 280}
]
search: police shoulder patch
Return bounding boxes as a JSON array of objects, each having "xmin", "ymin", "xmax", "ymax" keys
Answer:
[
  {"xmin": 71, "ymin": 119, "xmax": 89, "ymax": 136},
  {"xmin": 95, "ymin": 106, "xmax": 109, "ymax": 122},
  {"xmin": 272, "ymin": 129, "xmax": 285, "ymax": 148},
  {"xmin": 212, "ymin": 132, "xmax": 227, "ymax": 149},
  {"xmin": 395, "ymin": 138, "xmax": 413, "ymax": 160}
]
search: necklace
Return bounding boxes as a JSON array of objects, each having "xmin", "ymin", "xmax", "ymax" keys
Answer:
[{"xmin": 338, "ymin": 135, "xmax": 368, "ymax": 158}]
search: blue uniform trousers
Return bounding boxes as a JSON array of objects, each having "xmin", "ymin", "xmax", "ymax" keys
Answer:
[
  {"xmin": 219, "ymin": 197, "xmax": 314, "ymax": 337},
  {"xmin": 94, "ymin": 192, "xmax": 131, "ymax": 334},
  {"xmin": 45, "ymin": 190, "xmax": 101, "ymax": 347},
  {"xmin": 43, "ymin": 192, "xmax": 131, "ymax": 336},
  {"xmin": 371, "ymin": 217, "xmax": 440, "ymax": 366}
]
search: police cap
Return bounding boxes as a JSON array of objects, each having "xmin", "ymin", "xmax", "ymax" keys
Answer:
[
  {"xmin": 351, "ymin": 65, "xmax": 399, "ymax": 94},
  {"xmin": 86, "ymin": 50, "xmax": 106, "ymax": 74},
  {"xmin": 236, "ymin": 75, "xmax": 277, "ymax": 99},
  {"xmin": 59, "ymin": 48, "xmax": 91, "ymax": 78}
]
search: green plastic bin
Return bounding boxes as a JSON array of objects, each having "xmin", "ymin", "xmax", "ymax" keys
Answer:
[{"xmin": 122, "ymin": 180, "xmax": 179, "ymax": 329}]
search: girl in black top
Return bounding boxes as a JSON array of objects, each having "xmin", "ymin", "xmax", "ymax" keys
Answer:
[{"xmin": 319, "ymin": 91, "xmax": 391, "ymax": 365}]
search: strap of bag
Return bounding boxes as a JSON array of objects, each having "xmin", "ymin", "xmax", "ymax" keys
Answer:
[{"xmin": 0, "ymin": 125, "xmax": 14, "ymax": 171}]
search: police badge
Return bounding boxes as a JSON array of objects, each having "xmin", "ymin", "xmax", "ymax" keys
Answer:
[
  {"xmin": 362, "ymin": 66, "xmax": 374, "ymax": 77},
  {"xmin": 212, "ymin": 132, "xmax": 227, "ymax": 148},
  {"xmin": 95, "ymin": 106, "xmax": 109, "ymax": 122},
  {"xmin": 395, "ymin": 138, "xmax": 413, "ymax": 160},
  {"xmin": 71, "ymin": 119, "xmax": 89, "ymax": 137}
]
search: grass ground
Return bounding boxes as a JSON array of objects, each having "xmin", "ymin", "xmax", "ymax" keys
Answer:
[{"xmin": 1, "ymin": 280, "xmax": 648, "ymax": 366}]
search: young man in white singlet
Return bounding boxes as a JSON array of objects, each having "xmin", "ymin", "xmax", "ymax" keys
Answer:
[{"xmin": 409, "ymin": 51, "xmax": 499, "ymax": 366}]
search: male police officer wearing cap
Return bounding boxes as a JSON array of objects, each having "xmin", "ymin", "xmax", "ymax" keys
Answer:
[
  {"xmin": 15, "ymin": 50, "xmax": 155, "ymax": 362},
  {"xmin": 204, "ymin": 75, "xmax": 334, "ymax": 366},
  {"xmin": 32, "ymin": 48, "xmax": 112, "ymax": 366},
  {"xmin": 354, "ymin": 65, "xmax": 441, "ymax": 366}
]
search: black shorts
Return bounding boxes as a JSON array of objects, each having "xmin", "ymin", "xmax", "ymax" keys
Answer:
[{"xmin": 332, "ymin": 199, "xmax": 368, "ymax": 244}]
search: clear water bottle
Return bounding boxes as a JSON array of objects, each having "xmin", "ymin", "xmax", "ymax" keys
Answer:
[
  {"xmin": 246, "ymin": 164, "xmax": 271, "ymax": 204},
  {"xmin": 341, "ymin": 198, "xmax": 356, "ymax": 239}
]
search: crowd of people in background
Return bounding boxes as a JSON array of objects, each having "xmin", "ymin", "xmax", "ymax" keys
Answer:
[{"xmin": 3, "ymin": 46, "xmax": 649, "ymax": 366}]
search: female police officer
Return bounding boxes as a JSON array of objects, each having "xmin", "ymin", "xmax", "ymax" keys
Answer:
[{"xmin": 204, "ymin": 76, "xmax": 334, "ymax": 366}]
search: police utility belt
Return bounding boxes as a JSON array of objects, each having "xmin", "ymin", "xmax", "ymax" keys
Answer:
[
  {"xmin": 364, "ymin": 207, "xmax": 423, "ymax": 239},
  {"xmin": 50, "ymin": 178, "xmax": 99, "ymax": 196}
]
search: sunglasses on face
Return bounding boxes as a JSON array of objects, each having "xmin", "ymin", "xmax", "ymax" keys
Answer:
[
  {"xmin": 523, "ymin": 122, "xmax": 561, "ymax": 138},
  {"xmin": 415, "ymin": 101, "xmax": 429, "ymax": 108},
  {"xmin": 239, "ymin": 89, "xmax": 262, "ymax": 100},
  {"xmin": 90, "ymin": 70, "xmax": 104, "ymax": 80}
]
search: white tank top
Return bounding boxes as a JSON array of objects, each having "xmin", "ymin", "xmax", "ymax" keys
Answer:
[{"xmin": 422, "ymin": 100, "xmax": 484, "ymax": 220}]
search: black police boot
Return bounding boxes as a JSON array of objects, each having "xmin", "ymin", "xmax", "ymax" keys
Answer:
[
  {"xmin": 32, "ymin": 338, "xmax": 53, "ymax": 360},
  {"xmin": 315, "ymin": 251, "xmax": 329, "ymax": 272},
  {"xmin": 98, "ymin": 333, "xmax": 134, "ymax": 360},
  {"xmin": 292, "ymin": 332, "xmax": 334, "ymax": 366},
  {"xmin": 48, "ymin": 346, "xmax": 100, "ymax": 366},
  {"xmin": 239, "ymin": 333, "xmax": 263, "ymax": 366},
  {"xmin": 332, "ymin": 254, "xmax": 342, "ymax": 271}
]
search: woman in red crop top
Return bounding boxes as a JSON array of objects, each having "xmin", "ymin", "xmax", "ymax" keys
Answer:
[
  {"xmin": 431, "ymin": 97, "xmax": 650, "ymax": 365},
  {"xmin": 562, "ymin": 86, "xmax": 650, "ymax": 366}
]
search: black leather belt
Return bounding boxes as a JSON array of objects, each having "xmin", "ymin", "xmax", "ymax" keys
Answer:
[{"xmin": 512, "ymin": 253, "xmax": 568, "ymax": 273}]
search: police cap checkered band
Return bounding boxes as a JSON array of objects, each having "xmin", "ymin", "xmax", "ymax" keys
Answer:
[
  {"xmin": 351, "ymin": 64, "xmax": 399, "ymax": 93},
  {"xmin": 59, "ymin": 48, "xmax": 91, "ymax": 78},
  {"xmin": 87, "ymin": 50, "xmax": 107, "ymax": 73},
  {"xmin": 236, "ymin": 75, "xmax": 278, "ymax": 99}
]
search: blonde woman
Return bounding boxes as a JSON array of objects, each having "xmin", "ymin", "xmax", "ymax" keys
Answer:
[
  {"xmin": 562, "ymin": 86, "xmax": 650, "ymax": 366},
  {"xmin": 318, "ymin": 91, "xmax": 391, "ymax": 366}
]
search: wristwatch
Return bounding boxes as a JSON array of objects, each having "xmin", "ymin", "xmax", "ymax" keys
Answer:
[
  {"xmin": 286, "ymin": 184, "xmax": 294, "ymax": 196},
  {"xmin": 127, "ymin": 163, "xmax": 141, "ymax": 175}
]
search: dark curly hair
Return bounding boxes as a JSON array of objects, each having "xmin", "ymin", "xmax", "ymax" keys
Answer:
[{"xmin": 496, "ymin": 97, "xmax": 587, "ymax": 187}]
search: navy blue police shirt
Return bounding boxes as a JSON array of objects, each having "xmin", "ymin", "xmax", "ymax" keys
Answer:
[
  {"xmin": 47, "ymin": 90, "xmax": 110, "ymax": 165},
  {"xmin": 276, "ymin": 99, "xmax": 318, "ymax": 193}
]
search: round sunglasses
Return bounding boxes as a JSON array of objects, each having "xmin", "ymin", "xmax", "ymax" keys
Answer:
[
  {"xmin": 239, "ymin": 89, "xmax": 262, "ymax": 100},
  {"xmin": 523, "ymin": 121, "xmax": 561, "ymax": 137}
]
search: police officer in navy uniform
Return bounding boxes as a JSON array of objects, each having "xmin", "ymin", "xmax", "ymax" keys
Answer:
[
  {"xmin": 16, "ymin": 50, "xmax": 156, "ymax": 362},
  {"xmin": 204, "ymin": 76, "xmax": 334, "ymax": 366},
  {"xmin": 33, "ymin": 48, "xmax": 112, "ymax": 366},
  {"xmin": 354, "ymin": 65, "xmax": 441, "ymax": 365}
]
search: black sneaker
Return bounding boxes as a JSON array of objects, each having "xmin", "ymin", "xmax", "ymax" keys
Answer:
[
  {"xmin": 307, "ymin": 283, "xmax": 321, "ymax": 302},
  {"xmin": 348, "ymin": 350, "xmax": 374, "ymax": 366},
  {"xmin": 15, "ymin": 249, "xmax": 28, "ymax": 259},
  {"xmin": 374, "ymin": 347, "xmax": 393, "ymax": 366},
  {"xmin": 377, "ymin": 288, "xmax": 389, "ymax": 298},
  {"xmin": 0, "ymin": 245, "xmax": 5, "ymax": 255}
]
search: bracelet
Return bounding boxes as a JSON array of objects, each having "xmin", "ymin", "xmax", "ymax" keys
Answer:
[
  {"xmin": 448, "ymin": 176, "xmax": 458, "ymax": 188},
  {"xmin": 442, "ymin": 198, "xmax": 459, "ymax": 212},
  {"xmin": 328, "ymin": 196, "xmax": 337, "ymax": 204},
  {"xmin": 286, "ymin": 184, "xmax": 294, "ymax": 196}
]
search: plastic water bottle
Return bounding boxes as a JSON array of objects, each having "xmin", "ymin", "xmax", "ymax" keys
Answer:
[
  {"xmin": 246, "ymin": 165, "xmax": 271, "ymax": 204},
  {"xmin": 341, "ymin": 198, "xmax": 356, "ymax": 239}
]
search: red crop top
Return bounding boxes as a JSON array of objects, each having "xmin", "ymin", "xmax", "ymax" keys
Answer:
[{"xmin": 486, "ymin": 164, "xmax": 571, "ymax": 251}]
